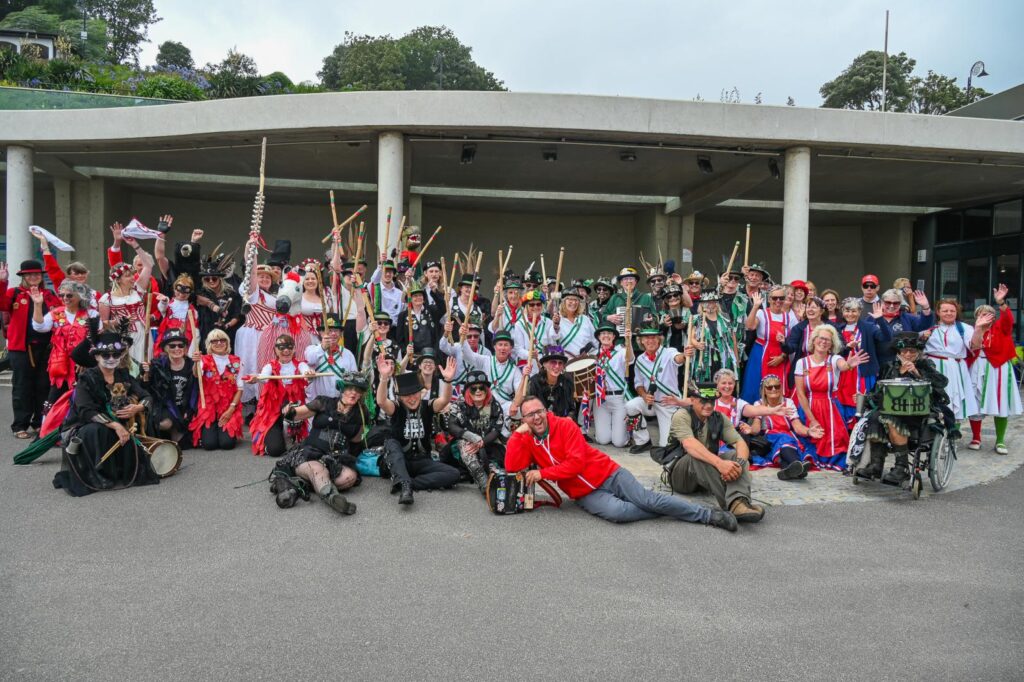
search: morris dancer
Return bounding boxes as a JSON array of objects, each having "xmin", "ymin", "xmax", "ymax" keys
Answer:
[
  {"xmin": 190, "ymin": 329, "xmax": 244, "ymax": 451},
  {"xmin": 442, "ymin": 369, "xmax": 506, "ymax": 492},
  {"xmin": 921, "ymin": 298, "xmax": 977, "ymax": 433},
  {"xmin": 142, "ymin": 329, "xmax": 196, "ymax": 449},
  {"xmin": 512, "ymin": 290, "xmax": 556, "ymax": 364},
  {"xmin": 967, "ymin": 285, "xmax": 1020, "ymax": 454},
  {"xmin": 99, "ymin": 240, "xmax": 153, "ymax": 368},
  {"xmin": 153, "ymin": 274, "xmax": 199, "ymax": 354},
  {"xmin": 31, "ymin": 280, "xmax": 95, "ymax": 407},
  {"xmin": 305, "ymin": 314, "xmax": 359, "ymax": 401},
  {"xmin": 740, "ymin": 286, "xmax": 798, "ymax": 404},
  {"xmin": 523, "ymin": 345, "xmax": 577, "ymax": 419},
  {"xmin": 748, "ymin": 375, "xmax": 821, "ymax": 480},
  {"xmin": 591, "ymin": 324, "xmax": 642, "ymax": 448},
  {"xmin": 554, "ymin": 288, "xmax": 596, "ymax": 357},
  {"xmin": 688, "ymin": 290, "xmax": 739, "ymax": 384},
  {"xmin": 248, "ymin": 334, "xmax": 312, "ymax": 457},
  {"xmin": 237, "ymin": 262, "xmax": 278, "ymax": 410},
  {"xmin": 625, "ymin": 327, "xmax": 688, "ymax": 453},
  {"xmin": 458, "ymin": 329, "xmax": 521, "ymax": 425}
]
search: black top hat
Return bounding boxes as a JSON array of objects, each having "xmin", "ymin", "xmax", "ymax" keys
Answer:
[
  {"xmin": 422, "ymin": 260, "xmax": 441, "ymax": 271},
  {"xmin": 267, "ymin": 240, "xmax": 292, "ymax": 267},
  {"xmin": 91, "ymin": 331, "xmax": 133, "ymax": 355},
  {"xmin": 526, "ymin": 270, "xmax": 543, "ymax": 285},
  {"xmin": 417, "ymin": 347, "xmax": 437, "ymax": 362},
  {"xmin": 540, "ymin": 345, "xmax": 568, "ymax": 364},
  {"xmin": 458, "ymin": 273, "xmax": 475, "ymax": 287},
  {"xmin": 159, "ymin": 328, "xmax": 188, "ymax": 348},
  {"xmin": 464, "ymin": 369, "xmax": 489, "ymax": 388},
  {"xmin": 893, "ymin": 331, "xmax": 926, "ymax": 351},
  {"xmin": 16, "ymin": 260, "xmax": 44, "ymax": 276},
  {"xmin": 503, "ymin": 274, "xmax": 523, "ymax": 290},
  {"xmin": 394, "ymin": 372, "xmax": 424, "ymax": 396}
]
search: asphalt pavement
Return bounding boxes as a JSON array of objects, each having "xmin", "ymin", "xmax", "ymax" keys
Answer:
[{"xmin": 1, "ymin": 390, "xmax": 1022, "ymax": 681}]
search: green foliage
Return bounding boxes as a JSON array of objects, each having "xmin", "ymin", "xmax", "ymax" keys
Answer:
[
  {"xmin": 135, "ymin": 73, "xmax": 204, "ymax": 100},
  {"xmin": 319, "ymin": 25, "xmax": 505, "ymax": 92},
  {"xmin": 0, "ymin": 1, "xmax": 35, "ymax": 22},
  {"xmin": 155, "ymin": 40, "xmax": 193, "ymax": 70},
  {"xmin": 204, "ymin": 48, "xmax": 262, "ymax": 98},
  {"xmin": 58, "ymin": 18, "xmax": 108, "ymax": 60},
  {"xmin": 820, "ymin": 50, "xmax": 915, "ymax": 111},
  {"xmin": 0, "ymin": 5, "xmax": 62, "ymax": 32},
  {"xmin": 821, "ymin": 51, "xmax": 991, "ymax": 115},
  {"xmin": 87, "ymin": 0, "xmax": 161, "ymax": 65},
  {"xmin": 38, "ymin": 0, "xmax": 80, "ymax": 19}
]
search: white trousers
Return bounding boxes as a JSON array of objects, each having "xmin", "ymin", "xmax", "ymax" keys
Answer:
[
  {"xmin": 625, "ymin": 397, "xmax": 678, "ymax": 447},
  {"xmin": 592, "ymin": 394, "xmax": 631, "ymax": 448}
]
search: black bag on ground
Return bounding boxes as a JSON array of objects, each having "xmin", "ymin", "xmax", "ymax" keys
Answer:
[{"xmin": 485, "ymin": 471, "xmax": 562, "ymax": 515}]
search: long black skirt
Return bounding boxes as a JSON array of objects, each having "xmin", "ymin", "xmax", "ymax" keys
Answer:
[{"xmin": 53, "ymin": 423, "xmax": 161, "ymax": 497}]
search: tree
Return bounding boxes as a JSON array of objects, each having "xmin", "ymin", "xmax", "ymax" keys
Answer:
[
  {"xmin": 397, "ymin": 25, "xmax": 504, "ymax": 91},
  {"xmin": 819, "ymin": 50, "xmax": 916, "ymax": 111},
  {"xmin": 58, "ymin": 17, "xmax": 108, "ymax": 61},
  {"xmin": 907, "ymin": 70, "xmax": 990, "ymax": 115},
  {"xmin": 86, "ymin": 0, "xmax": 160, "ymax": 65},
  {"xmin": 0, "ymin": 6, "xmax": 62, "ymax": 33},
  {"xmin": 319, "ymin": 25, "xmax": 505, "ymax": 92},
  {"xmin": 318, "ymin": 32, "xmax": 405, "ymax": 91},
  {"xmin": 155, "ymin": 40, "xmax": 193, "ymax": 70},
  {"xmin": 204, "ymin": 48, "xmax": 262, "ymax": 98}
]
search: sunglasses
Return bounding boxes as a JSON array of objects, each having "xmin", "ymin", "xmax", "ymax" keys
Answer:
[
  {"xmin": 210, "ymin": 339, "xmax": 228, "ymax": 344},
  {"xmin": 165, "ymin": 343, "xmax": 186, "ymax": 350},
  {"xmin": 469, "ymin": 386, "xmax": 487, "ymax": 393},
  {"xmin": 764, "ymin": 384, "xmax": 782, "ymax": 391},
  {"xmin": 666, "ymin": 295, "xmax": 680, "ymax": 300},
  {"xmin": 175, "ymin": 286, "xmax": 192, "ymax": 293},
  {"xmin": 727, "ymin": 275, "xmax": 742, "ymax": 282},
  {"xmin": 275, "ymin": 344, "xmax": 295, "ymax": 350},
  {"xmin": 527, "ymin": 302, "xmax": 543, "ymax": 307},
  {"xmin": 377, "ymin": 321, "xmax": 391, "ymax": 326},
  {"xmin": 98, "ymin": 351, "xmax": 120, "ymax": 359},
  {"xmin": 650, "ymin": 278, "xmax": 666, "ymax": 285},
  {"xmin": 203, "ymin": 276, "xmax": 219, "ymax": 281},
  {"xmin": 862, "ymin": 283, "xmax": 878, "ymax": 289},
  {"xmin": 770, "ymin": 296, "xmax": 786, "ymax": 301},
  {"xmin": 883, "ymin": 301, "xmax": 900, "ymax": 307},
  {"xmin": 466, "ymin": 334, "xmax": 481, "ymax": 340},
  {"xmin": 60, "ymin": 293, "xmax": 76, "ymax": 299}
]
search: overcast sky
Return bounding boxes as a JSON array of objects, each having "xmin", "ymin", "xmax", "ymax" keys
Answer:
[{"xmin": 139, "ymin": 0, "xmax": 1021, "ymax": 106}]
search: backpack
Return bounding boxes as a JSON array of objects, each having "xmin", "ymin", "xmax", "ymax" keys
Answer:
[{"xmin": 485, "ymin": 471, "xmax": 562, "ymax": 515}]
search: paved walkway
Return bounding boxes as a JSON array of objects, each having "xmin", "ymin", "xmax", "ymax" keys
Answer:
[{"xmin": 606, "ymin": 418, "xmax": 1024, "ymax": 505}]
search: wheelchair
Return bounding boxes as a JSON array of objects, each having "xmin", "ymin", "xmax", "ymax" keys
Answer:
[{"xmin": 847, "ymin": 408, "xmax": 957, "ymax": 499}]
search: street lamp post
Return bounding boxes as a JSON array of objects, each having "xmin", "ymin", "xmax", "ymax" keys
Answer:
[
  {"xmin": 966, "ymin": 60, "xmax": 989, "ymax": 101},
  {"xmin": 432, "ymin": 51, "xmax": 445, "ymax": 90}
]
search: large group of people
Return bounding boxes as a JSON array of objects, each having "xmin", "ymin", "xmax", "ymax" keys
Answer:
[{"xmin": 2, "ymin": 215, "xmax": 1019, "ymax": 531}]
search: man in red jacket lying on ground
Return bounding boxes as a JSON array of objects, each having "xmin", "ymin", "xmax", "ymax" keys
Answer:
[{"xmin": 504, "ymin": 396, "xmax": 737, "ymax": 531}]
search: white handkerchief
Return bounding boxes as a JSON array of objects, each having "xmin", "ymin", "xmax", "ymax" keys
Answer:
[
  {"xmin": 29, "ymin": 225, "xmax": 74, "ymax": 252},
  {"xmin": 123, "ymin": 218, "xmax": 162, "ymax": 240}
]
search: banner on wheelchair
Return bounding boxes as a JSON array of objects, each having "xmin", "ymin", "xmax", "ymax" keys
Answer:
[{"xmin": 878, "ymin": 379, "xmax": 931, "ymax": 417}]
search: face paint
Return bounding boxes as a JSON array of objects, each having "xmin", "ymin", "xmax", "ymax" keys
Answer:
[{"xmin": 100, "ymin": 356, "xmax": 122, "ymax": 369}]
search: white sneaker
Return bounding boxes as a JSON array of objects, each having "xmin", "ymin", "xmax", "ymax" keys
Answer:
[
  {"xmin": 995, "ymin": 443, "xmax": 1008, "ymax": 455},
  {"xmin": 967, "ymin": 440, "xmax": 981, "ymax": 450}
]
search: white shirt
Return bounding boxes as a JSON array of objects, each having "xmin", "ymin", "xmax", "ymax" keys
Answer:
[
  {"xmin": 305, "ymin": 343, "xmax": 358, "ymax": 400},
  {"xmin": 258, "ymin": 360, "xmax": 311, "ymax": 386},
  {"xmin": 460, "ymin": 340, "xmax": 519, "ymax": 403},
  {"xmin": 925, "ymin": 322, "xmax": 974, "ymax": 360},
  {"xmin": 633, "ymin": 348, "xmax": 684, "ymax": 399}
]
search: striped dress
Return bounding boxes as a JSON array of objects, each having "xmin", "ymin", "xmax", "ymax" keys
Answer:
[{"xmin": 924, "ymin": 322, "xmax": 979, "ymax": 420}]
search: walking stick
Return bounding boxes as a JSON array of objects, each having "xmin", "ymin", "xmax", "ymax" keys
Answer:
[
  {"xmin": 99, "ymin": 425, "xmax": 137, "ymax": 466},
  {"xmin": 554, "ymin": 246, "xmax": 565, "ymax": 303},
  {"xmin": 683, "ymin": 317, "xmax": 694, "ymax": 398},
  {"xmin": 743, "ymin": 224, "xmax": 751, "ymax": 268},
  {"xmin": 724, "ymin": 241, "xmax": 740, "ymax": 279},
  {"xmin": 320, "ymin": 204, "xmax": 368, "ymax": 244},
  {"xmin": 382, "ymin": 206, "xmax": 392, "ymax": 261},
  {"xmin": 189, "ymin": 310, "xmax": 205, "ymax": 409}
]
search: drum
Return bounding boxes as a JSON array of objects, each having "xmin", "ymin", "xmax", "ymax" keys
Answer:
[
  {"xmin": 878, "ymin": 379, "xmax": 931, "ymax": 417},
  {"xmin": 565, "ymin": 355, "xmax": 597, "ymax": 399},
  {"xmin": 137, "ymin": 435, "xmax": 182, "ymax": 478}
]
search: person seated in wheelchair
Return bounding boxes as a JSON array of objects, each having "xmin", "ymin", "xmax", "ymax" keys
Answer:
[{"xmin": 856, "ymin": 331, "xmax": 954, "ymax": 485}]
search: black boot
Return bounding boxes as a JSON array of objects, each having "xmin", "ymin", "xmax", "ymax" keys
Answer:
[
  {"xmin": 320, "ymin": 484, "xmax": 356, "ymax": 515},
  {"xmin": 856, "ymin": 448, "xmax": 886, "ymax": 480},
  {"xmin": 462, "ymin": 450, "xmax": 489, "ymax": 493},
  {"xmin": 882, "ymin": 447, "xmax": 910, "ymax": 486},
  {"xmin": 398, "ymin": 481, "xmax": 414, "ymax": 505},
  {"xmin": 777, "ymin": 459, "xmax": 804, "ymax": 481}
]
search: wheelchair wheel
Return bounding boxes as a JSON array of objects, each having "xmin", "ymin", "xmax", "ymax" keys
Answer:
[
  {"xmin": 911, "ymin": 475, "xmax": 922, "ymax": 499},
  {"xmin": 928, "ymin": 431, "xmax": 956, "ymax": 492}
]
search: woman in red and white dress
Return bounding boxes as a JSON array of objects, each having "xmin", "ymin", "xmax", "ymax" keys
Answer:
[
  {"xmin": 299, "ymin": 261, "xmax": 334, "ymax": 338},
  {"xmin": 189, "ymin": 329, "xmax": 244, "ymax": 451},
  {"xmin": 246, "ymin": 334, "xmax": 312, "ymax": 457},
  {"xmin": 794, "ymin": 325, "xmax": 869, "ymax": 471},
  {"xmin": 153, "ymin": 274, "xmax": 198, "ymax": 355},
  {"xmin": 967, "ymin": 284, "xmax": 1020, "ymax": 454},
  {"xmin": 740, "ymin": 286, "xmax": 799, "ymax": 403},
  {"xmin": 237, "ymin": 264, "xmax": 278, "ymax": 407},
  {"xmin": 31, "ymin": 280, "xmax": 96, "ymax": 406},
  {"xmin": 99, "ymin": 237, "xmax": 154, "ymax": 368}
]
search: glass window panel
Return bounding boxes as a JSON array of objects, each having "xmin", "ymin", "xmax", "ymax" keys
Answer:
[
  {"xmin": 938, "ymin": 260, "xmax": 959, "ymax": 299},
  {"xmin": 935, "ymin": 212, "xmax": 961, "ymax": 244},
  {"xmin": 963, "ymin": 208, "xmax": 992, "ymax": 242},
  {"xmin": 993, "ymin": 200, "xmax": 1022, "ymax": 235},
  {"xmin": 964, "ymin": 257, "xmax": 989, "ymax": 313}
]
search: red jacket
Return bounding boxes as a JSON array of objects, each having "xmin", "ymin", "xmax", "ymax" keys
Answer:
[
  {"xmin": 505, "ymin": 415, "xmax": 618, "ymax": 500},
  {"xmin": 0, "ymin": 284, "xmax": 61, "ymax": 351},
  {"xmin": 982, "ymin": 307, "xmax": 1016, "ymax": 368}
]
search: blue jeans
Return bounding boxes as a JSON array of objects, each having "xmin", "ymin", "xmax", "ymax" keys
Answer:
[{"xmin": 575, "ymin": 469, "xmax": 711, "ymax": 524}]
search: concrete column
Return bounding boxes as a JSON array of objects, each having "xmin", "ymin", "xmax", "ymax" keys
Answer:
[
  {"xmin": 680, "ymin": 213, "xmax": 696, "ymax": 274},
  {"xmin": 377, "ymin": 132, "xmax": 404, "ymax": 258},
  {"xmin": 5, "ymin": 145, "xmax": 34, "ymax": 268},
  {"xmin": 781, "ymin": 146, "xmax": 811, "ymax": 282},
  {"xmin": 54, "ymin": 177, "xmax": 72, "ymax": 247}
]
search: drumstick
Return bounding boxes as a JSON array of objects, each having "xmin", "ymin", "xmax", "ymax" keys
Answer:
[
  {"xmin": 743, "ymin": 224, "xmax": 751, "ymax": 268},
  {"xmin": 339, "ymin": 278, "xmax": 357, "ymax": 350},
  {"xmin": 98, "ymin": 425, "xmax": 137, "ymax": 467}
]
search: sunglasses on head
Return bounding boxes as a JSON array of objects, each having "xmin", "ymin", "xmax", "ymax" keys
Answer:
[
  {"xmin": 862, "ymin": 283, "xmax": 878, "ymax": 289},
  {"xmin": 165, "ymin": 343, "xmax": 186, "ymax": 350}
]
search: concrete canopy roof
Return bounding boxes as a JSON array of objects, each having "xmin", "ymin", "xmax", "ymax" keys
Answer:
[{"xmin": 3, "ymin": 91, "xmax": 1023, "ymax": 215}]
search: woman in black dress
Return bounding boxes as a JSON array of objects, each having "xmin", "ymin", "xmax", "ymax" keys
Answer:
[
  {"xmin": 53, "ymin": 323, "xmax": 161, "ymax": 497},
  {"xmin": 141, "ymin": 328, "xmax": 196, "ymax": 449},
  {"xmin": 269, "ymin": 372, "xmax": 377, "ymax": 514}
]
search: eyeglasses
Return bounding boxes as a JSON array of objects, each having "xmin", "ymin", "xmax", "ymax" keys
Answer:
[
  {"xmin": 764, "ymin": 384, "xmax": 781, "ymax": 391},
  {"xmin": 862, "ymin": 283, "xmax": 878, "ymax": 289},
  {"xmin": 210, "ymin": 339, "xmax": 227, "ymax": 345},
  {"xmin": 883, "ymin": 301, "xmax": 900, "ymax": 307},
  {"xmin": 60, "ymin": 293, "xmax": 76, "ymax": 299},
  {"xmin": 466, "ymin": 334, "xmax": 480, "ymax": 340},
  {"xmin": 275, "ymin": 344, "xmax": 295, "ymax": 350},
  {"xmin": 469, "ymin": 386, "xmax": 487, "ymax": 393},
  {"xmin": 650, "ymin": 278, "xmax": 665, "ymax": 285},
  {"xmin": 727, "ymin": 275, "xmax": 742, "ymax": 282},
  {"xmin": 165, "ymin": 343, "xmax": 186, "ymax": 350},
  {"xmin": 523, "ymin": 408, "xmax": 546, "ymax": 420},
  {"xmin": 770, "ymin": 296, "xmax": 785, "ymax": 301},
  {"xmin": 175, "ymin": 286, "xmax": 192, "ymax": 293}
]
